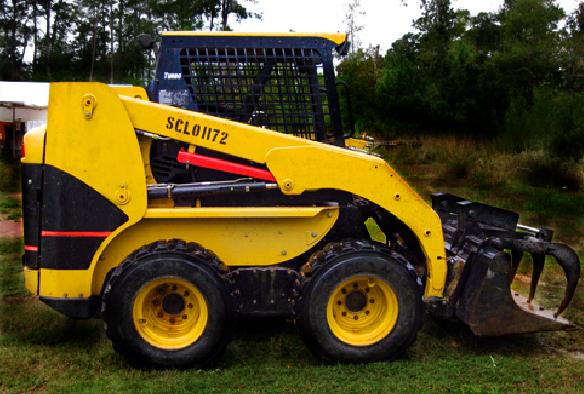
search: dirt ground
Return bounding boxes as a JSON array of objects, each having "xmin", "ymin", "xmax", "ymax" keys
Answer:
[
  {"xmin": 0, "ymin": 217, "xmax": 22, "ymax": 238},
  {"xmin": 0, "ymin": 193, "xmax": 23, "ymax": 238}
]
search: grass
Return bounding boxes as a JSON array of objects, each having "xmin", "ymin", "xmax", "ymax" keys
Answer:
[
  {"xmin": 1, "ymin": 287, "xmax": 583, "ymax": 393},
  {"xmin": 384, "ymin": 136, "xmax": 584, "ymax": 245},
  {"xmin": 1, "ymin": 269, "xmax": 584, "ymax": 394},
  {"xmin": 0, "ymin": 240, "xmax": 25, "ymax": 298},
  {"xmin": 0, "ymin": 199, "xmax": 21, "ymax": 209},
  {"xmin": 6, "ymin": 210, "xmax": 22, "ymax": 222},
  {"xmin": 1, "ymin": 141, "xmax": 584, "ymax": 393}
]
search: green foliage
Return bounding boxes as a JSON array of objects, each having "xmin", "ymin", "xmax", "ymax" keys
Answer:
[
  {"xmin": 503, "ymin": 93, "xmax": 534, "ymax": 153},
  {"xmin": 7, "ymin": 209, "xmax": 22, "ymax": 221},
  {"xmin": 337, "ymin": 51, "xmax": 385, "ymax": 135},
  {"xmin": 519, "ymin": 154, "xmax": 583, "ymax": 191},
  {"xmin": 336, "ymin": 0, "xmax": 584, "ymax": 147},
  {"xmin": 0, "ymin": 198, "xmax": 21, "ymax": 209},
  {"xmin": 0, "ymin": 157, "xmax": 21, "ymax": 193},
  {"xmin": 1, "ymin": 0, "xmax": 260, "ymax": 84},
  {"xmin": 375, "ymin": 52, "xmax": 429, "ymax": 135},
  {"xmin": 544, "ymin": 90, "xmax": 584, "ymax": 162},
  {"xmin": 0, "ymin": 238, "xmax": 23, "ymax": 255},
  {"xmin": 504, "ymin": 87, "xmax": 584, "ymax": 175}
]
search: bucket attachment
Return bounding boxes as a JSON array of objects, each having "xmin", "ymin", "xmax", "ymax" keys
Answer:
[{"xmin": 429, "ymin": 193, "xmax": 580, "ymax": 336}]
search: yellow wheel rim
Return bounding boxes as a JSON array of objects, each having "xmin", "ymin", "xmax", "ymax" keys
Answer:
[
  {"xmin": 132, "ymin": 277, "xmax": 208, "ymax": 349},
  {"xmin": 327, "ymin": 276, "xmax": 398, "ymax": 346}
]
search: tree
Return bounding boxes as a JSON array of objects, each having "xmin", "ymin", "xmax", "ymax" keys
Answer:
[
  {"xmin": 337, "ymin": 51, "xmax": 383, "ymax": 134},
  {"xmin": 564, "ymin": 2, "xmax": 584, "ymax": 91},
  {"xmin": 0, "ymin": 0, "xmax": 31, "ymax": 80},
  {"xmin": 466, "ymin": 12, "xmax": 501, "ymax": 64},
  {"xmin": 413, "ymin": 0, "xmax": 457, "ymax": 81},
  {"xmin": 343, "ymin": 0, "xmax": 366, "ymax": 52},
  {"xmin": 219, "ymin": 0, "xmax": 250, "ymax": 30},
  {"xmin": 495, "ymin": 0, "xmax": 565, "ymax": 98},
  {"xmin": 376, "ymin": 50, "xmax": 429, "ymax": 134}
]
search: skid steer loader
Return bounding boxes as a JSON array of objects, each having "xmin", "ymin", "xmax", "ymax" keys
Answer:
[{"xmin": 21, "ymin": 32, "xmax": 580, "ymax": 369}]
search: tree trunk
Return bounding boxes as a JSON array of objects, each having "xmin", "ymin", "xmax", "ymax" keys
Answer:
[
  {"xmin": 90, "ymin": 6, "xmax": 97, "ymax": 82},
  {"xmin": 11, "ymin": 3, "xmax": 17, "ymax": 77},
  {"xmin": 33, "ymin": 0, "xmax": 37, "ymax": 71},
  {"xmin": 221, "ymin": 0, "xmax": 229, "ymax": 30},
  {"xmin": 110, "ymin": 0, "xmax": 114, "ymax": 84},
  {"xmin": 46, "ymin": 0, "xmax": 51, "ymax": 78},
  {"xmin": 117, "ymin": 0, "xmax": 123, "ymax": 82}
]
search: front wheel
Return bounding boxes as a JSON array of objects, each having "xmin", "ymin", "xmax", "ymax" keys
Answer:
[
  {"xmin": 296, "ymin": 241, "xmax": 424, "ymax": 363},
  {"xmin": 103, "ymin": 241, "xmax": 235, "ymax": 369}
]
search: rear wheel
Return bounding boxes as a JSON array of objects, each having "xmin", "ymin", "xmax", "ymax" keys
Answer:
[
  {"xmin": 103, "ymin": 241, "xmax": 234, "ymax": 370},
  {"xmin": 296, "ymin": 240, "xmax": 424, "ymax": 363}
]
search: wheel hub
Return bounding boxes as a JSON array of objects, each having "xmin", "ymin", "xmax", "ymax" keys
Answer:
[
  {"xmin": 327, "ymin": 276, "xmax": 398, "ymax": 346},
  {"xmin": 345, "ymin": 291, "xmax": 367, "ymax": 313},
  {"xmin": 133, "ymin": 277, "xmax": 208, "ymax": 349},
  {"xmin": 162, "ymin": 293, "xmax": 186, "ymax": 315}
]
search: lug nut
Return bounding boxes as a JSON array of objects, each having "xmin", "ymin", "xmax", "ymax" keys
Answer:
[
  {"xmin": 337, "ymin": 301, "xmax": 342, "ymax": 306},
  {"xmin": 354, "ymin": 316, "xmax": 358, "ymax": 320},
  {"xmin": 184, "ymin": 291, "xmax": 190, "ymax": 297},
  {"xmin": 157, "ymin": 312, "xmax": 163, "ymax": 318},
  {"xmin": 341, "ymin": 289, "xmax": 347, "ymax": 294},
  {"xmin": 342, "ymin": 311, "xmax": 347, "ymax": 317},
  {"xmin": 182, "ymin": 315, "xmax": 187, "ymax": 320},
  {"xmin": 152, "ymin": 300, "xmax": 159, "ymax": 306},
  {"xmin": 370, "ymin": 299, "xmax": 375, "ymax": 303},
  {"xmin": 169, "ymin": 318, "xmax": 175, "ymax": 324}
]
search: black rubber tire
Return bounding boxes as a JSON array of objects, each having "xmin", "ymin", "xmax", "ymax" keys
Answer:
[
  {"xmin": 102, "ymin": 241, "xmax": 235, "ymax": 370},
  {"xmin": 296, "ymin": 240, "xmax": 424, "ymax": 364}
]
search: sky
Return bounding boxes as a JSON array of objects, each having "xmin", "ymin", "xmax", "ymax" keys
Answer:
[{"xmin": 236, "ymin": 0, "xmax": 583, "ymax": 53}]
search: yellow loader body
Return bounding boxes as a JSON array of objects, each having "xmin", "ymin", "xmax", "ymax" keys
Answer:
[{"xmin": 20, "ymin": 32, "xmax": 579, "ymax": 370}]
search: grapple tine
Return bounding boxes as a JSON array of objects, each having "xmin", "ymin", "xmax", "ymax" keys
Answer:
[
  {"xmin": 549, "ymin": 244, "xmax": 581, "ymax": 317},
  {"xmin": 431, "ymin": 193, "xmax": 580, "ymax": 335},
  {"xmin": 491, "ymin": 239, "xmax": 581, "ymax": 318},
  {"xmin": 529, "ymin": 253, "xmax": 545, "ymax": 303},
  {"xmin": 510, "ymin": 250, "xmax": 523, "ymax": 282}
]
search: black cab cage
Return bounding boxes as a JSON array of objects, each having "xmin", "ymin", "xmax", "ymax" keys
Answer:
[{"xmin": 147, "ymin": 32, "xmax": 349, "ymax": 146}]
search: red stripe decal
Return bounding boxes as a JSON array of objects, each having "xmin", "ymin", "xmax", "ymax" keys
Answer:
[
  {"xmin": 42, "ymin": 231, "xmax": 112, "ymax": 237},
  {"xmin": 25, "ymin": 245, "xmax": 38, "ymax": 251},
  {"xmin": 177, "ymin": 150, "xmax": 277, "ymax": 182}
]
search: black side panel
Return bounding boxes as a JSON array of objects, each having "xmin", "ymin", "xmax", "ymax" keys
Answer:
[
  {"xmin": 39, "ymin": 296, "xmax": 101, "ymax": 319},
  {"xmin": 233, "ymin": 267, "xmax": 298, "ymax": 317},
  {"xmin": 22, "ymin": 163, "xmax": 43, "ymax": 268},
  {"xmin": 42, "ymin": 165, "xmax": 129, "ymax": 232},
  {"xmin": 42, "ymin": 237, "xmax": 110, "ymax": 270},
  {"xmin": 41, "ymin": 165, "xmax": 129, "ymax": 270}
]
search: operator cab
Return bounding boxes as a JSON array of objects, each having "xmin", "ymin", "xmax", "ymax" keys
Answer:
[{"xmin": 139, "ymin": 32, "xmax": 352, "ymax": 147}]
